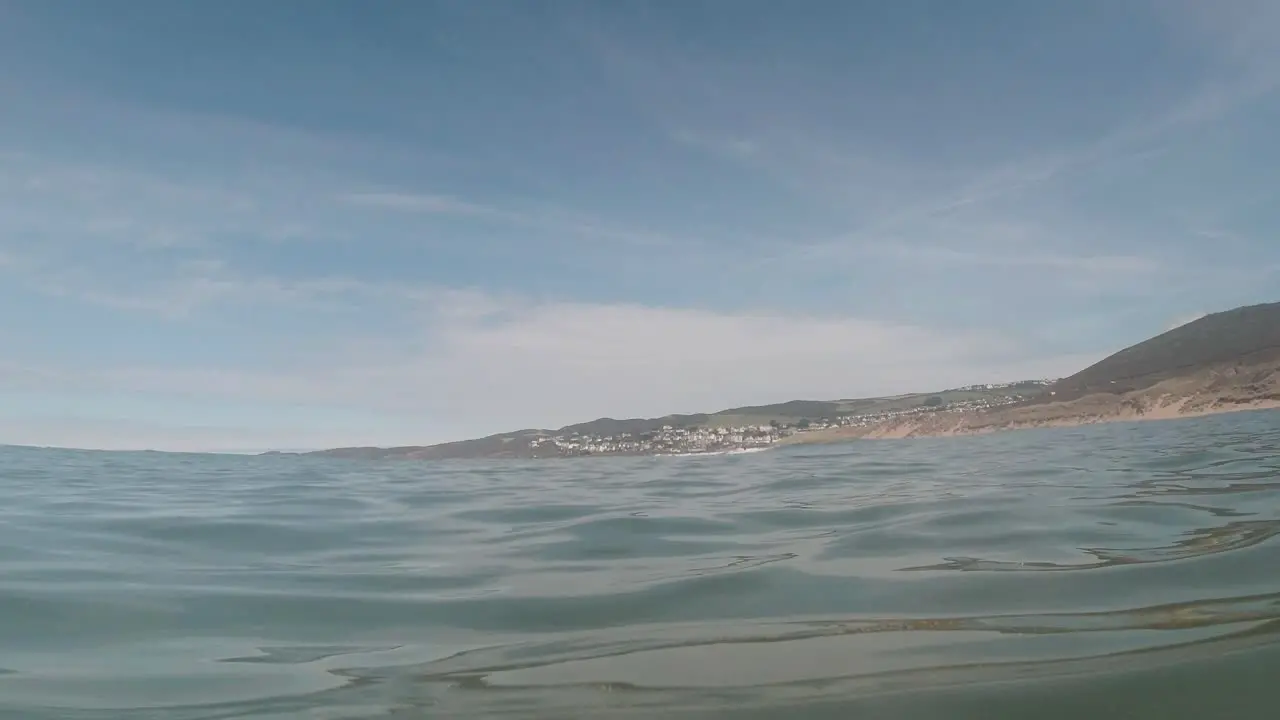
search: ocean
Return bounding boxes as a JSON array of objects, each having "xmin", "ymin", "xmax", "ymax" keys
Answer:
[{"xmin": 3, "ymin": 410, "xmax": 1280, "ymax": 719}]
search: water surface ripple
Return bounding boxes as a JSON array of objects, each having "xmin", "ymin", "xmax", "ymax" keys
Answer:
[{"xmin": 3, "ymin": 411, "xmax": 1280, "ymax": 717}]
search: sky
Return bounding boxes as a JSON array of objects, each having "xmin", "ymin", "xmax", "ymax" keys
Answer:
[{"xmin": 2, "ymin": 0, "xmax": 1279, "ymax": 452}]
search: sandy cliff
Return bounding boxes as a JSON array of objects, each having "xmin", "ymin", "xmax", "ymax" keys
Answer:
[{"xmin": 791, "ymin": 358, "xmax": 1280, "ymax": 442}]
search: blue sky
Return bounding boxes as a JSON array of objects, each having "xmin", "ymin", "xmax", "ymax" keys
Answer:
[{"xmin": 2, "ymin": 0, "xmax": 1278, "ymax": 451}]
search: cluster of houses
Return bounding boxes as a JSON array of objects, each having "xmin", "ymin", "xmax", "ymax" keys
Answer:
[
  {"xmin": 955, "ymin": 379, "xmax": 1056, "ymax": 392},
  {"xmin": 837, "ymin": 394, "xmax": 1028, "ymax": 430},
  {"xmin": 528, "ymin": 423, "xmax": 790, "ymax": 457},
  {"xmin": 526, "ymin": 388, "xmax": 1044, "ymax": 457}
]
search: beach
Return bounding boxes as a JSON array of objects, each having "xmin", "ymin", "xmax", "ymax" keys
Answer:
[{"xmin": 787, "ymin": 359, "xmax": 1280, "ymax": 443}]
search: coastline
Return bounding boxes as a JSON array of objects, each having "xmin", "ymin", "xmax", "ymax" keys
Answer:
[
  {"xmin": 785, "ymin": 360, "xmax": 1280, "ymax": 444},
  {"xmin": 295, "ymin": 302, "xmax": 1280, "ymax": 460},
  {"xmin": 661, "ymin": 446, "xmax": 774, "ymax": 458}
]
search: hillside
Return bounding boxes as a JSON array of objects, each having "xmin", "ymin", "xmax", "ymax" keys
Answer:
[
  {"xmin": 1044, "ymin": 302, "xmax": 1280, "ymax": 403},
  {"xmin": 309, "ymin": 429, "xmax": 553, "ymax": 461},
  {"xmin": 300, "ymin": 302, "xmax": 1280, "ymax": 459},
  {"xmin": 792, "ymin": 301, "xmax": 1280, "ymax": 443},
  {"xmin": 303, "ymin": 383, "xmax": 1049, "ymax": 460}
]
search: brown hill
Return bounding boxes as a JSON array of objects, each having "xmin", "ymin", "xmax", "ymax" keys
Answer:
[
  {"xmin": 1044, "ymin": 302, "xmax": 1280, "ymax": 403},
  {"xmin": 792, "ymin": 301, "xmax": 1280, "ymax": 443}
]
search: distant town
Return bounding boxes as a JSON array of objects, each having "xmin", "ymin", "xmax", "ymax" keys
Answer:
[
  {"xmin": 290, "ymin": 303, "xmax": 1280, "ymax": 462},
  {"xmin": 526, "ymin": 380, "xmax": 1054, "ymax": 457}
]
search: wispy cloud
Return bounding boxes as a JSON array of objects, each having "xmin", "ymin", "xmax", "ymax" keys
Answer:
[
  {"xmin": 2, "ymin": 238, "xmax": 1095, "ymax": 439},
  {"xmin": 3, "ymin": 2, "xmax": 1279, "ymax": 451},
  {"xmin": 19, "ymin": 291, "xmax": 1093, "ymax": 437},
  {"xmin": 339, "ymin": 188, "xmax": 689, "ymax": 249},
  {"xmin": 339, "ymin": 192, "xmax": 499, "ymax": 217},
  {"xmin": 0, "ymin": 153, "xmax": 327, "ymax": 254},
  {"xmin": 670, "ymin": 128, "xmax": 762, "ymax": 160},
  {"xmin": 866, "ymin": 245, "xmax": 1161, "ymax": 274},
  {"xmin": 1, "ymin": 250, "xmax": 392, "ymax": 320},
  {"xmin": 584, "ymin": 0, "xmax": 1280, "ymax": 268}
]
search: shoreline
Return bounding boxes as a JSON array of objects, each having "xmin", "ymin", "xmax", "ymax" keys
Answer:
[
  {"xmin": 661, "ymin": 446, "xmax": 775, "ymax": 457},
  {"xmin": 786, "ymin": 398, "xmax": 1280, "ymax": 444},
  {"xmin": 783, "ymin": 360, "xmax": 1280, "ymax": 444}
]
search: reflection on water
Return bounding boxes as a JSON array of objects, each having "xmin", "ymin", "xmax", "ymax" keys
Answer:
[{"xmin": 0, "ymin": 410, "xmax": 1279, "ymax": 718}]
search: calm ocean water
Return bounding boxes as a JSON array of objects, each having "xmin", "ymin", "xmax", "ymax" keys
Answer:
[{"xmin": 3, "ymin": 411, "xmax": 1280, "ymax": 718}]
